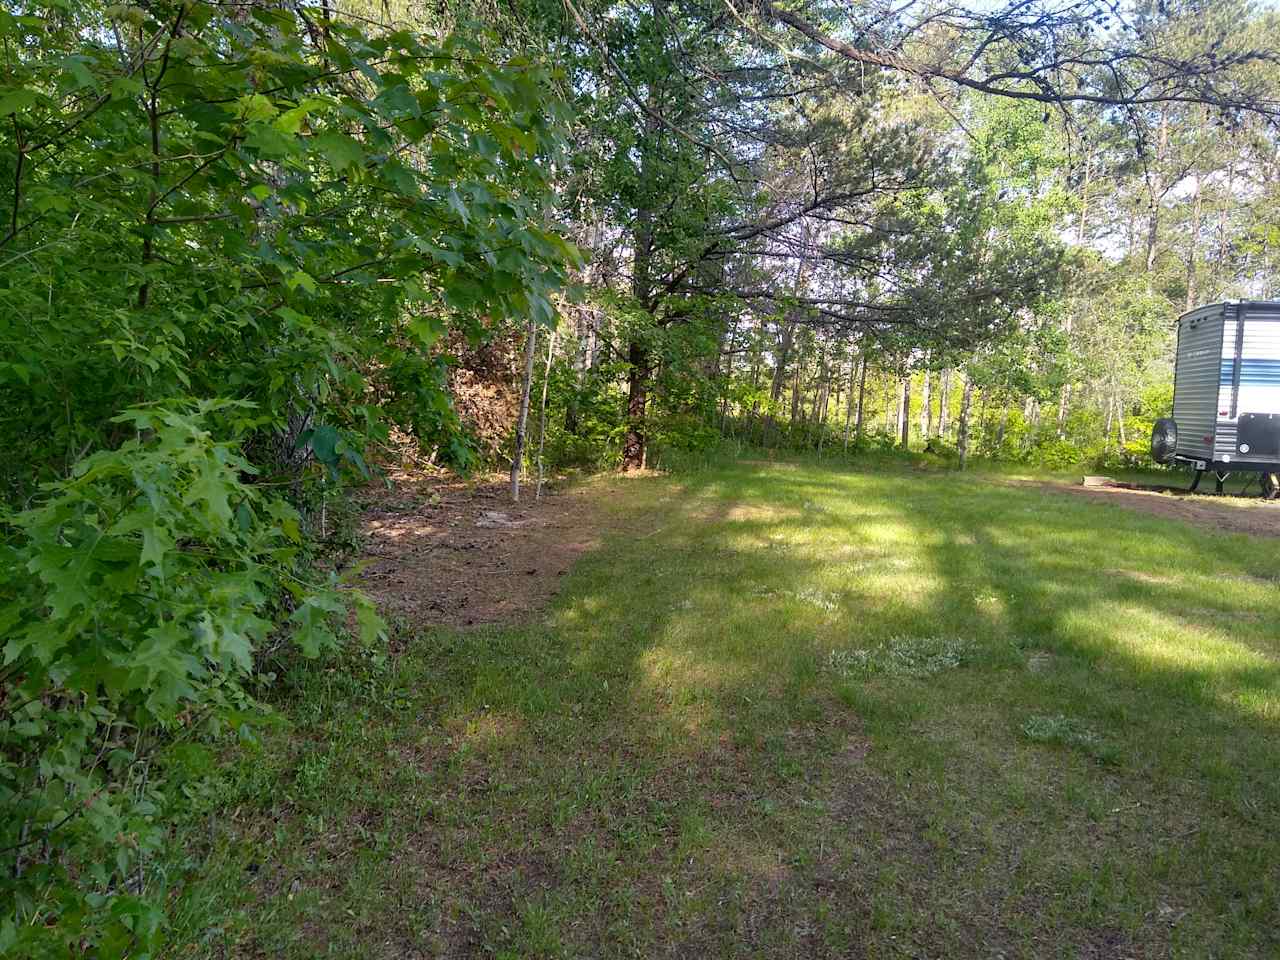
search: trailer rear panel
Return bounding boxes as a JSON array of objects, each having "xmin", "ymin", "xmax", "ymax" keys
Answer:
[{"xmin": 1172, "ymin": 304, "xmax": 1225, "ymax": 462}]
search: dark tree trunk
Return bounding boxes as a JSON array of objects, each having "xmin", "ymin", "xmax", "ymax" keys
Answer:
[
  {"xmin": 621, "ymin": 68, "xmax": 662, "ymax": 472},
  {"xmin": 622, "ymin": 340, "xmax": 649, "ymax": 470},
  {"xmin": 958, "ymin": 377, "xmax": 975, "ymax": 470}
]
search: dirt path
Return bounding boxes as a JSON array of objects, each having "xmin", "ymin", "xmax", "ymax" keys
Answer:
[
  {"xmin": 356, "ymin": 470, "xmax": 604, "ymax": 629},
  {"xmin": 1044, "ymin": 481, "xmax": 1280, "ymax": 539}
]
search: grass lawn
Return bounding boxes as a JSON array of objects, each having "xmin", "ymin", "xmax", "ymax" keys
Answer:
[{"xmin": 170, "ymin": 456, "xmax": 1280, "ymax": 959}]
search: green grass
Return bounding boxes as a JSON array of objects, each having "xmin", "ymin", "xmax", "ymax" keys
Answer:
[{"xmin": 168, "ymin": 456, "xmax": 1280, "ymax": 958}]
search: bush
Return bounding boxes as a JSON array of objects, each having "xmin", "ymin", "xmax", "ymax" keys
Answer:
[
  {"xmin": 1027, "ymin": 437, "xmax": 1087, "ymax": 469},
  {"xmin": 0, "ymin": 402, "xmax": 383, "ymax": 956}
]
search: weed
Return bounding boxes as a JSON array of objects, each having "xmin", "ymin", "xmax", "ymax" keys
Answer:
[
  {"xmin": 828, "ymin": 637, "xmax": 973, "ymax": 679},
  {"xmin": 1022, "ymin": 713, "xmax": 1117, "ymax": 763}
]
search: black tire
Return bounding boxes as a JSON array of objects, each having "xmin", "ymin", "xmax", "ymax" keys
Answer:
[
  {"xmin": 1151, "ymin": 418, "xmax": 1178, "ymax": 464},
  {"xmin": 1263, "ymin": 473, "xmax": 1280, "ymax": 501}
]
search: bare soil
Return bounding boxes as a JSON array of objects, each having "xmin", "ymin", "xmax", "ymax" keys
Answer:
[
  {"xmin": 1046, "ymin": 481, "xmax": 1280, "ymax": 539},
  {"xmin": 356, "ymin": 468, "xmax": 603, "ymax": 629}
]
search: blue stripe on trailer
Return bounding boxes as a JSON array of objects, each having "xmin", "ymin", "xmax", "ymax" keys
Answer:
[{"xmin": 1219, "ymin": 359, "xmax": 1280, "ymax": 385}]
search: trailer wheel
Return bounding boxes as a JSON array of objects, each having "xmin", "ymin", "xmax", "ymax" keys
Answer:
[
  {"xmin": 1151, "ymin": 419, "xmax": 1178, "ymax": 464},
  {"xmin": 1263, "ymin": 473, "xmax": 1280, "ymax": 501}
]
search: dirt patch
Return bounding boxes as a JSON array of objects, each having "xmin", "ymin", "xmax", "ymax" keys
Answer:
[
  {"xmin": 1043, "ymin": 482, "xmax": 1280, "ymax": 539},
  {"xmin": 356, "ymin": 468, "xmax": 604, "ymax": 629}
]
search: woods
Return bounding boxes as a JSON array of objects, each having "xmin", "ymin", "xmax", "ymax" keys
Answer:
[{"xmin": 4, "ymin": 0, "xmax": 1280, "ymax": 954}]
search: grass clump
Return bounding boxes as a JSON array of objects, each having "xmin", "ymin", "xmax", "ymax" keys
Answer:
[
  {"xmin": 1021, "ymin": 713, "xmax": 1117, "ymax": 763},
  {"xmin": 828, "ymin": 636, "xmax": 973, "ymax": 679}
]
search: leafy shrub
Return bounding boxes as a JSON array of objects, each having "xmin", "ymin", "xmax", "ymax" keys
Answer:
[
  {"xmin": 1027, "ymin": 437, "xmax": 1087, "ymax": 469},
  {"xmin": 0, "ymin": 403, "xmax": 384, "ymax": 955},
  {"xmin": 849, "ymin": 429, "xmax": 902, "ymax": 454},
  {"xmin": 0, "ymin": 2, "xmax": 575, "ymax": 947}
]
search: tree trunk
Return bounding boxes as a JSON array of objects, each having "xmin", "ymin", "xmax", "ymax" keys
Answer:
[
  {"xmin": 957, "ymin": 377, "xmax": 975, "ymax": 470},
  {"xmin": 855, "ymin": 357, "xmax": 867, "ymax": 437},
  {"xmin": 719, "ymin": 318, "xmax": 738, "ymax": 432},
  {"xmin": 899, "ymin": 374, "xmax": 911, "ymax": 448},
  {"xmin": 1024, "ymin": 397, "xmax": 1040, "ymax": 453},
  {"xmin": 511, "ymin": 317, "xmax": 539, "ymax": 501},
  {"xmin": 1056, "ymin": 312, "xmax": 1074, "ymax": 438},
  {"xmin": 1185, "ymin": 176, "xmax": 1203, "ymax": 311},
  {"xmin": 770, "ymin": 320, "xmax": 796, "ymax": 404},
  {"xmin": 790, "ymin": 363, "xmax": 803, "ymax": 426},
  {"xmin": 1077, "ymin": 148, "xmax": 1093, "ymax": 244},
  {"xmin": 622, "ymin": 340, "xmax": 649, "ymax": 470},
  {"xmin": 565, "ymin": 224, "xmax": 601, "ymax": 436},
  {"xmin": 621, "ymin": 74, "xmax": 662, "ymax": 472},
  {"xmin": 1144, "ymin": 107, "xmax": 1169, "ymax": 274},
  {"xmin": 815, "ymin": 347, "xmax": 830, "ymax": 429},
  {"xmin": 938, "ymin": 369, "xmax": 950, "ymax": 437},
  {"xmin": 843, "ymin": 357, "xmax": 858, "ymax": 450},
  {"xmin": 564, "ymin": 328, "xmax": 582, "ymax": 435},
  {"xmin": 535, "ymin": 329, "xmax": 556, "ymax": 501},
  {"xmin": 748, "ymin": 339, "xmax": 763, "ymax": 429},
  {"xmin": 920, "ymin": 369, "xmax": 932, "ymax": 438},
  {"xmin": 977, "ymin": 391, "xmax": 988, "ymax": 454},
  {"xmin": 1103, "ymin": 393, "xmax": 1114, "ymax": 450},
  {"xmin": 1216, "ymin": 160, "xmax": 1236, "ymax": 273}
]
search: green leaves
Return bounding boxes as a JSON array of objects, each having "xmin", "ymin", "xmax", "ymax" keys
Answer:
[
  {"xmin": 0, "ymin": 2, "xmax": 577, "ymax": 948},
  {"xmin": 313, "ymin": 130, "xmax": 365, "ymax": 173},
  {"xmin": 0, "ymin": 86, "xmax": 36, "ymax": 116},
  {"xmin": 0, "ymin": 403, "xmax": 369, "ymax": 952}
]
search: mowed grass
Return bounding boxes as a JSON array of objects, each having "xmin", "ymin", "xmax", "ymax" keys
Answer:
[{"xmin": 170, "ymin": 457, "xmax": 1280, "ymax": 959}]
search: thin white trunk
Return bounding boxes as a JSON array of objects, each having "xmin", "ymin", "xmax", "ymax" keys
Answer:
[
  {"xmin": 843, "ymin": 357, "xmax": 857, "ymax": 450},
  {"xmin": 938, "ymin": 369, "xmax": 950, "ymax": 437},
  {"xmin": 920, "ymin": 370, "xmax": 932, "ymax": 438},
  {"xmin": 511, "ymin": 317, "xmax": 539, "ymax": 502},
  {"xmin": 535, "ymin": 328, "xmax": 557, "ymax": 501},
  {"xmin": 899, "ymin": 375, "xmax": 911, "ymax": 448},
  {"xmin": 854, "ymin": 357, "xmax": 867, "ymax": 437}
]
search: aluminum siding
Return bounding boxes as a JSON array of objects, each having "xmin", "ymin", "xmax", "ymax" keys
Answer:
[
  {"xmin": 1214, "ymin": 301, "xmax": 1280, "ymax": 464},
  {"xmin": 1172, "ymin": 304, "xmax": 1224, "ymax": 460},
  {"xmin": 1213, "ymin": 305, "xmax": 1239, "ymax": 460}
]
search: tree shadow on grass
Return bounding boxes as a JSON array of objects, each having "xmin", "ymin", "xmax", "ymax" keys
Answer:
[
  {"xmin": 858, "ymin": 471, "xmax": 1280, "ymax": 957},
  {"xmin": 177, "ymin": 459, "xmax": 1280, "ymax": 960}
]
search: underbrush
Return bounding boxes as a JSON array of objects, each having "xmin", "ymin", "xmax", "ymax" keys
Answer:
[{"xmin": 0, "ymin": 404, "xmax": 384, "ymax": 956}]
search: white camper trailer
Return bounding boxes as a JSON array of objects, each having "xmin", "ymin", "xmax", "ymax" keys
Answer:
[{"xmin": 1151, "ymin": 300, "xmax": 1280, "ymax": 497}]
